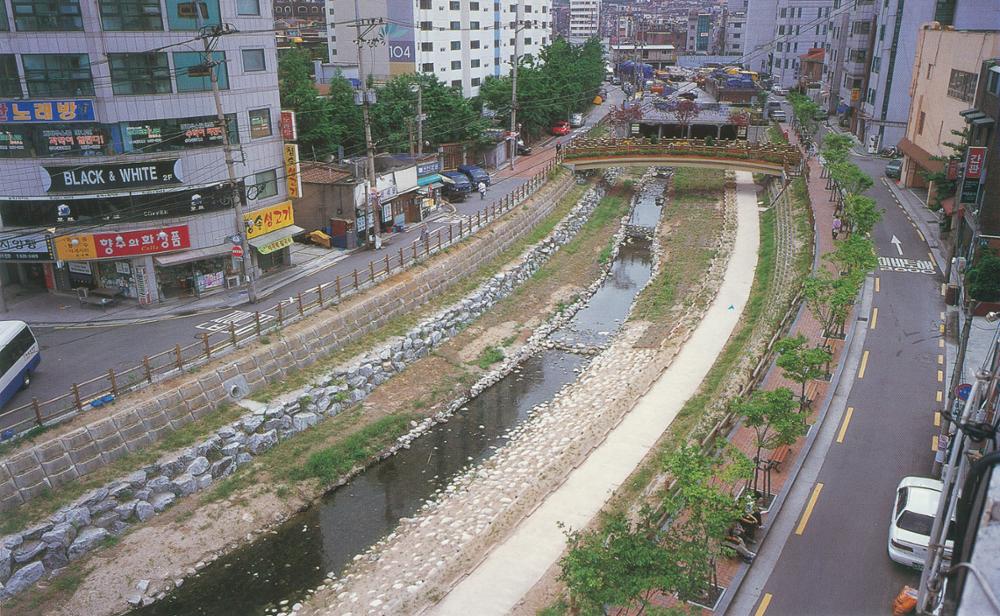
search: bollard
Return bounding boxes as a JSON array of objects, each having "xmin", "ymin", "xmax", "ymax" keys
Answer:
[
  {"xmin": 413, "ymin": 241, "xmax": 418, "ymax": 259},
  {"xmin": 336, "ymin": 275, "xmax": 342, "ymax": 299},
  {"xmin": 399, "ymin": 246, "xmax": 405, "ymax": 269},
  {"xmin": 384, "ymin": 254, "xmax": 390, "ymax": 275},
  {"xmin": 32, "ymin": 398, "xmax": 42, "ymax": 426},
  {"xmin": 229, "ymin": 322, "xmax": 237, "ymax": 346},
  {"xmin": 353, "ymin": 268, "xmax": 359, "ymax": 289},
  {"xmin": 143, "ymin": 356, "xmax": 153, "ymax": 383},
  {"xmin": 174, "ymin": 345, "xmax": 183, "ymax": 370},
  {"xmin": 277, "ymin": 302, "xmax": 284, "ymax": 325},
  {"xmin": 297, "ymin": 293, "xmax": 304, "ymax": 316},
  {"xmin": 369, "ymin": 260, "xmax": 375, "ymax": 282},
  {"xmin": 202, "ymin": 332, "xmax": 211, "ymax": 358},
  {"xmin": 108, "ymin": 368, "xmax": 118, "ymax": 396}
]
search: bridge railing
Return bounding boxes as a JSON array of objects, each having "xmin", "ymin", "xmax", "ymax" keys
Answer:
[{"xmin": 563, "ymin": 138, "xmax": 802, "ymax": 169}]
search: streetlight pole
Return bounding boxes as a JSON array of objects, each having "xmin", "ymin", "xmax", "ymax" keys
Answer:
[
  {"xmin": 509, "ymin": 7, "xmax": 522, "ymax": 171},
  {"xmin": 411, "ymin": 82, "xmax": 423, "ymax": 156},
  {"xmin": 353, "ymin": 0, "xmax": 381, "ymax": 249},
  {"xmin": 197, "ymin": 7, "xmax": 256, "ymax": 303}
]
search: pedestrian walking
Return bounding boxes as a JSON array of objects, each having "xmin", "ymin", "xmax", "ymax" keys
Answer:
[
  {"xmin": 832, "ymin": 216, "xmax": 842, "ymax": 239},
  {"xmin": 478, "ymin": 181, "xmax": 487, "ymax": 200}
]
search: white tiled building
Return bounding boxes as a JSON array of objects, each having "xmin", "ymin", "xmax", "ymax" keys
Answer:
[
  {"xmin": 0, "ymin": 0, "xmax": 289, "ymax": 304},
  {"xmin": 722, "ymin": 0, "xmax": 748, "ymax": 56},
  {"xmin": 325, "ymin": 0, "xmax": 551, "ymax": 98},
  {"xmin": 568, "ymin": 0, "xmax": 599, "ymax": 44},
  {"xmin": 744, "ymin": 0, "xmax": 833, "ymax": 88}
]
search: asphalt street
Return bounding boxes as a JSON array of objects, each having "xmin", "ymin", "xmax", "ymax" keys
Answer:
[
  {"xmin": 747, "ymin": 153, "xmax": 945, "ymax": 615},
  {"xmin": 1, "ymin": 87, "xmax": 623, "ymax": 430}
]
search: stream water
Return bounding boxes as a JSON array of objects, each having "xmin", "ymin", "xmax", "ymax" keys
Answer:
[{"xmin": 135, "ymin": 179, "xmax": 664, "ymax": 616}]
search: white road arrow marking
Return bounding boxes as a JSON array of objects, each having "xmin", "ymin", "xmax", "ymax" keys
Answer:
[{"xmin": 890, "ymin": 235, "xmax": 903, "ymax": 255}]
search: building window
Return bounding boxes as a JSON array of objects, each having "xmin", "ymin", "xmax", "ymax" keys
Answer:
[
  {"xmin": 451, "ymin": 80, "xmax": 462, "ymax": 88},
  {"xmin": 419, "ymin": 0, "xmax": 430, "ymax": 8},
  {"xmin": 173, "ymin": 51, "xmax": 228, "ymax": 92},
  {"xmin": 236, "ymin": 0, "xmax": 259, "ymax": 15},
  {"xmin": 778, "ymin": 25, "xmax": 784, "ymax": 35},
  {"xmin": 871, "ymin": 56, "xmax": 881, "ymax": 74},
  {"xmin": 421, "ymin": 42, "xmax": 433, "ymax": 52},
  {"xmin": 524, "ymin": 37, "xmax": 531, "ymax": 45},
  {"xmin": 251, "ymin": 170, "xmax": 278, "ymax": 199},
  {"xmin": 242, "ymin": 48, "xmax": 266, "ymax": 72},
  {"xmin": 470, "ymin": 40, "xmax": 480, "ymax": 49},
  {"xmin": 917, "ymin": 111, "xmax": 925, "ymax": 135},
  {"xmin": 22, "ymin": 53, "xmax": 93, "ymax": 96},
  {"xmin": 988, "ymin": 69, "xmax": 1000, "ymax": 97},
  {"xmin": 470, "ymin": 20, "xmax": 479, "ymax": 29},
  {"xmin": 776, "ymin": 42, "xmax": 783, "ymax": 52},
  {"xmin": 0, "ymin": 56, "xmax": 21, "ymax": 98},
  {"xmin": 165, "ymin": 0, "xmax": 220, "ymax": 30},
  {"xmin": 99, "ymin": 0, "xmax": 162, "ymax": 30},
  {"xmin": 449, "ymin": 0, "xmax": 458, "ymax": 8},
  {"xmin": 451, "ymin": 60, "xmax": 461, "ymax": 70},
  {"xmin": 851, "ymin": 21, "xmax": 871, "ymax": 36},
  {"xmin": 471, "ymin": 58, "xmax": 480, "ymax": 68},
  {"xmin": 451, "ymin": 40, "xmax": 461, "ymax": 50},
  {"xmin": 733, "ymin": 33, "xmax": 740, "ymax": 39},
  {"xmin": 109, "ymin": 53, "xmax": 171, "ymax": 95},
  {"xmin": 779, "ymin": 7, "xmax": 786, "ymax": 17},
  {"xmin": 0, "ymin": 1, "xmax": 7, "ymax": 30},
  {"xmin": 12, "ymin": 0, "xmax": 83, "ymax": 31},
  {"xmin": 420, "ymin": 21, "xmax": 432, "ymax": 31},
  {"xmin": 249, "ymin": 108, "xmax": 272, "ymax": 138},
  {"xmin": 422, "ymin": 62, "xmax": 434, "ymax": 72},
  {"xmin": 470, "ymin": 1, "xmax": 479, "ymax": 9},
  {"xmin": 450, "ymin": 20, "xmax": 459, "ymax": 29},
  {"xmin": 947, "ymin": 69, "xmax": 977, "ymax": 102}
]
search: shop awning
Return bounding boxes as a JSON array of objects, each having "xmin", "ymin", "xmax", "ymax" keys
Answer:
[
  {"xmin": 153, "ymin": 244, "xmax": 233, "ymax": 267},
  {"xmin": 248, "ymin": 225, "xmax": 304, "ymax": 254},
  {"xmin": 417, "ymin": 173, "xmax": 443, "ymax": 187}
]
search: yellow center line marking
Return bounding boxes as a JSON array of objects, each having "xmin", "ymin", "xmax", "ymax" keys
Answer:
[
  {"xmin": 858, "ymin": 350, "xmax": 870, "ymax": 379},
  {"xmin": 929, "ymin": 251, "xmax": 937, "ymax": 267},
  {"xmin": 796, "ymin": 483, "xmax": 824, "ymax": 535},
  {"xmin": 935, "ymin": 411, "xmax": 941, "ymax": 427},
  {"xmin": 754, "ymin": 593, "xmax": 773, "ymax": 616},
  {"xmin": 937, "ymin": 390, "xmax": 943, "ymax": 403},
  {"xmin": 938, "ymin": 370, "xmax": 944, "ymax": 383},
  {"xmin": 933, "ymin": 435, "xmax": 939, "ymax": 451},
  {"xmin": 837, "ymin": 407, "xmax": 854, "ymax": 443},
  {"xmin": 940, "ymin": 338, "xmax": 945, "ymax": 348},
  {"xmin": 870, "ymin": 307, "xmax": 878, "ymax": 329},
  {"xmin": 875, "ymin": 277, "xmax": 880, "ymax": 293},
  {"xmin": 941, "ymin": 283, "xmax": 947, "ymax": 296},
  {"xmin": 940, "ymin": 323, "xmax": 946, "ymax": 334},
  {"xmin": 938, "ymin": 354, "xmax": 944, "ymax": 365},
  {"xmin": 917, "ymin": 229, "xmax": 926, "ymax": 242},
  {"xmin": 941, "ymin": 311, "xmax": 946, "ymax": 320}
]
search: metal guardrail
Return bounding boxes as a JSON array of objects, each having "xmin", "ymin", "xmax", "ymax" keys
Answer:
[{"xmin": 2, "ymin": 161, "xmax": 562, "ymax": 436}]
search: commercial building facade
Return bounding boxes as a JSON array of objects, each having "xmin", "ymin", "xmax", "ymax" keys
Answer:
[
  {"xmin": 0, "ymin": 0, "xmax": 292, "ymax": 305},
  {"xmin": 324, "ymin": 0, "xmax": 551, "ymax": 97}
]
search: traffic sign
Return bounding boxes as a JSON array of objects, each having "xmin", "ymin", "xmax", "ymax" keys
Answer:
[
  {"xmin": 231, "ymin": 244, "xmax": 244, "ymax": 259},
  {"xmin": 956, "ymin": 383, "xmax": 972, "ymax": 401}
]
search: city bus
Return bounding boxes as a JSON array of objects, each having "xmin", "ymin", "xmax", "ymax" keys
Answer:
[{"xmin": 0, "ymin": 321, "xmax": 40, "ymax": 408}]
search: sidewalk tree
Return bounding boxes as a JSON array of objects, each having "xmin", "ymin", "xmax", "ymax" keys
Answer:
[
  {"xmin": 560, "ymin": 510, "xmax": 678, "ymax": 615},
  {"xmin": 278, "ymin": 48, "xmax": 351, "ymax": 161},
  {"xmin": 775, "ymin": 334, "xmax": 833, "ymax": 411},
  {"xmin": 966, "ymin": 249, "xmax": 1000, "ymax": 302},
  {"xmin": 662, "ymin": 443, "xmax": 753, "ymax": 604},
  {"xmin": 921, "ymin": 128, "xmax": 968, "ymax": 211},
  {"xmin": 828, "ymin": 234, "xmax": 878, "ymax": 275},
  {"xmin": 828, "ymin": 161, "xmax": 874, "ymax": 196},
  {"xmin": 842, "ymin": 194, "xmax": 882, "ymax": 236},
  {"xmin": 736, "ymin": 387, "xmax": 805, "ymax": 495}
]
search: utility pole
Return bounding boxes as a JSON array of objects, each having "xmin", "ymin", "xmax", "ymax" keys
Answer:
[
  {"xmin": 353, "ymin": 0, "xmax": 382, "ymax": 250},
  {"xmin": 196, "ymin": 5, "xmax": 256, "ymax": 302},
  {"xmin": 509, "ymin": 5, "xmax": 522, "ymax": 171},
  {"xmin": 410, "ymin": 82, "xmax": 423, "ymax": 156}
]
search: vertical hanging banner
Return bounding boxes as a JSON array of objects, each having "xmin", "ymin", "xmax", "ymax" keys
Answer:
[
  {"xmin": 280, "ymin": 110, "xmax": 297, "ymax": 141},
  {"xmin": 385, "ymin": 0, "xmax": 415, "ymax": 75},
  {"xmin": 284, "ymin": 143, "xmax": 302, "ymax": 199}
]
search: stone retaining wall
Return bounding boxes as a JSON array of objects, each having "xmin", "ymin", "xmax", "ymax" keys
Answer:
[
  {"xmin": 0, "ymin": 173, "xmax": 577, "ymax": 513},
  {"xmin": 0, "ymin": 170, "xmax": 624, "ymax": 601}
]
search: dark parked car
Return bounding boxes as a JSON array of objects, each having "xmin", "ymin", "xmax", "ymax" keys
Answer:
[
  {"xmin": 441, "ymin": 171, "xmax": 473, "ymax": 201},
  {"xmin": 457, "ymin": 164, "xmax": 491, "ymax": 187},
  {"xmin": 885, "ymin": 159, "xmax": 903, "ymax": 179}
]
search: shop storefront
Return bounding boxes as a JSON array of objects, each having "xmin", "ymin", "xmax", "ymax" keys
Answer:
[
  {"xmin": 415, "ymin": 159, "xmax": 444, "ymax": 221},
  {"xmin": 0, "ymin": 232, "xmax": 55, "ymax": 296},
  {"xmin": 244, "ymin": 200, "xmax": 300, "ymax": 274},
  {"xmin": 153, "ymin": 245, "xmax": 236, "ymax": 299}
]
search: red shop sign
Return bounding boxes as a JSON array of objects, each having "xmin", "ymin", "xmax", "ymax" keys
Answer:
[
  {"xmin": 965, "ymin": 147, "xmax": 987, "ymax": 180},
  {"xmin": 92, "ymin": 225, "xmax": 190, "ymax": 258}
]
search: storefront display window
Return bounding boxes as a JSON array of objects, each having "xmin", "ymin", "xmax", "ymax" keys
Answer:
[{"xmin": 157, "ymin": 255, "xmax": 229, "ymax": 299}]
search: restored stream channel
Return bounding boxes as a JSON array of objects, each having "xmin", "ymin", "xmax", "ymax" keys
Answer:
[{"xmin": 135, "ymin": 178, "xmax": 665, "ymax": 616}]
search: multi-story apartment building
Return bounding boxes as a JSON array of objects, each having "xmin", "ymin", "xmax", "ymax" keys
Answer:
[
  {"xmin": 552, "ymin": 0, "xmax": 571, "ymax": 38},
  {"xmin": 569, "ymin": 0, "xmax": 600, "ymax": 44},
  {"xmin": 0, "ymin": 0, "xmax": 290, "ymax": 305},
  {"xmin": 325, "ymin": 0, "xmax": 551, "ymax": 98},
  {"xmin": 743, "ymin": 0, "xmax": 832, "ymax": 88},
  {"xmin": 686, "ymin": 11, "xmax": 713, "ymax": 54},
  {"xmin": 722, "ymin": 0, "xmax": 748, "ymax": 56}
]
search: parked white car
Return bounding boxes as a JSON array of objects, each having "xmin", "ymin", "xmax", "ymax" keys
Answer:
[
  {"xmin": 569, "ymin": 113, "xmax": 584, "ymax": 128},
  {"xmin": 888, "ymin": 476, "xmax": 954, "ymax": 570}
]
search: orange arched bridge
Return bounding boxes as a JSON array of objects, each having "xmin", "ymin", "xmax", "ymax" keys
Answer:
[{"xmin": 562, "ymin": 138, "xmax": 802, "ymax": 176}]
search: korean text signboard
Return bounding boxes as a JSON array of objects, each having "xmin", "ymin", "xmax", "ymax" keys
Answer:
[
  {"xmin": 43, "ymin": 159, "xmax": 182, "ymax": 193},
  {"xmin": 0, "ymin": 99, "xmax": 96, "ymax": 123},
  {"xmin": 284, "ymin": 144, "xmax": 302, "ymax": 199},
  {"xmin": 966, "ymin": 147, "xmax": 987, "ymax": 180},
  {"xmin": 0, "ymin": 232, "xmax": 53, "ymax": 261},
  {"xmin": 385, "ymin": 1, "xmax": 415, "ymax": 75},
  {"xmin": 54, "ymin": 225, "xmax": 190, "ymax": 261},
  {"xmin": 244, "ymin": 201, "xmax": 294, "ymax": 239},
  {"xmin": 280, "ymin": 110, "xmax": 297, "ymax": 141}
]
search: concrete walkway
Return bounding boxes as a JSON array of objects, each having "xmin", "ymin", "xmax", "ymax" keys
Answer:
[{"xmin": 429, "ymin": 171, "xmax": 761, "ymax": 616}]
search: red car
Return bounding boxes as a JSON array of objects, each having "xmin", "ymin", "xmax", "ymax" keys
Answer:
[{"xmin": 550, "ymin": 120, "xmax": 571, "ymax": 136}]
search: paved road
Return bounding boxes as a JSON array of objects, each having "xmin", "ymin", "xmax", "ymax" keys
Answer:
[
  {"xmin": 748, "ymin": 153, "xmax": 944, "ymax": 615},
  {"xmin": 1, "ymin": 88, "xmax": 623, "ymax": 430}
]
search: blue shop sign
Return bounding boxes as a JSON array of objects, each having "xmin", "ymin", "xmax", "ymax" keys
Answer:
[
  {"xmin": 417, "ymin": 160, "xmax": 442, "ymax": 176},
  {"xmin": 0, "ymin": 99, "xmax": 96, "ymax": 123}
]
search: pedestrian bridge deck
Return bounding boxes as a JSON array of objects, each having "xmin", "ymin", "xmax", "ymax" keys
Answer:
[{"xmin": 563, "ymin": 138, "xmax": 802, "ymax": 176}]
